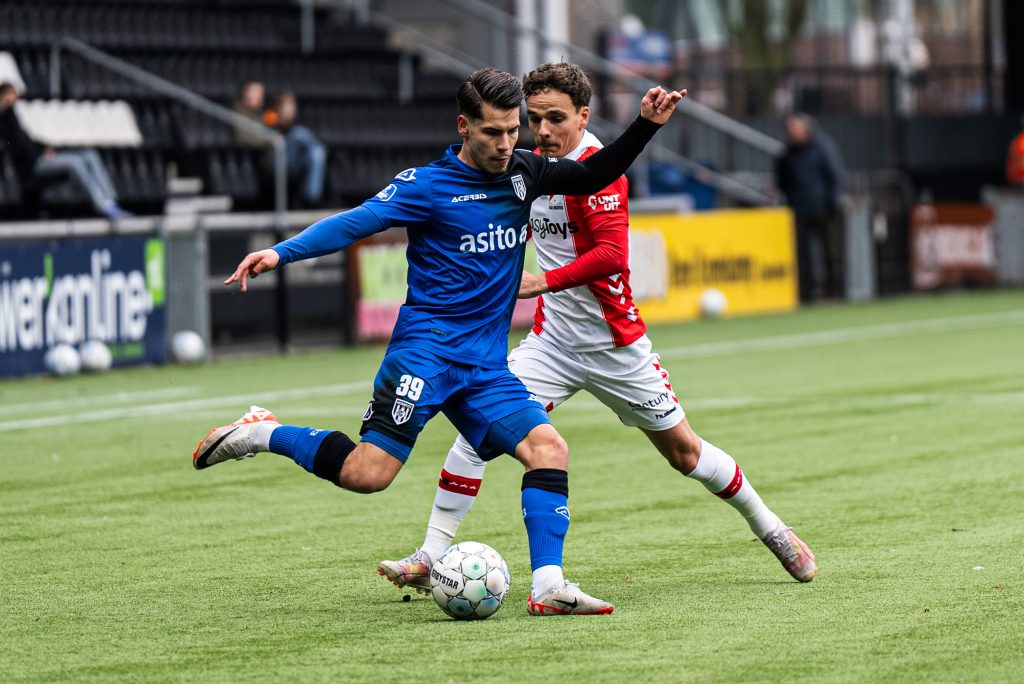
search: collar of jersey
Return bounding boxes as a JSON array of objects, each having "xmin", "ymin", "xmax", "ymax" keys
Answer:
[{"xmin": 446, "ymin": 145, "xmax": 512, "ymax": 179}]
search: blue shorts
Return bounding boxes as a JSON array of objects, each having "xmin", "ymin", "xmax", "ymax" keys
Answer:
[{"xmin": 359, "ymin": 347, "xmax": 550, "ymax": 462}]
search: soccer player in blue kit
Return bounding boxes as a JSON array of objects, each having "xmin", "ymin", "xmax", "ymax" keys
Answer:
[{"xmin": 192, "ymin": 68, "xmax": 684, "ymax": 614}]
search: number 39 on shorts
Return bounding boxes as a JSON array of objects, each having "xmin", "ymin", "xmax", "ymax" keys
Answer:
[{"xmin": 396, "ymin": 374, "xmax": 424, "ymax": 401}]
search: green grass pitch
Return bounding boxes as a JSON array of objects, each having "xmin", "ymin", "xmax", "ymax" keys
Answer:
[{"xmin": 2, "ymin": 290, "xmax": 1023, "ymax": 682}]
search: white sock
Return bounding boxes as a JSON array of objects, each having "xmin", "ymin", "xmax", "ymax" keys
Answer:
[
  {"xmin": 532, "ymin": 565, "xmax": 564, "ymax": 598},
  {"xmin": 420, "ymin": 435, "xmax": 486, "ymax": 563},
  {"xmin": 252, "ymin": 422, "xmax": 277, "ymax": 452},
  {"xmin": 687, "ymin": 439, "xmax": 783, "ymax": 539}
]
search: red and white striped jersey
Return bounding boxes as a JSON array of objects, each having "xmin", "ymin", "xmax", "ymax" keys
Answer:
[{"xmin": 529, "ymin": 130, "xmax": 647, "ymax": 351}]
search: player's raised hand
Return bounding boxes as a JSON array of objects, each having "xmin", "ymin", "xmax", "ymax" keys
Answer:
[
  {"xmin": 640, "ymin": 86, "xmax": 686, "ymax": 125},
  {"xmin": 224, "ymin": 248, "xmax": 280, "ymax": 292}
]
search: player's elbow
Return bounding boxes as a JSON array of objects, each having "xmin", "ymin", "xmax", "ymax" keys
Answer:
[
  {"xmin": 596, "ymin": 244, "xmax": 629, "ymax": 275},
  {"xmin": 608, "ymin": 251, "xmax": 629, "ymax": 274}
]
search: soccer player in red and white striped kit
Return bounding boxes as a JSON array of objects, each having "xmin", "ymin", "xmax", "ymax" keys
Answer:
[{"xmin": 379, "ymin": 63, "xmax": 816, "ymax": 613}]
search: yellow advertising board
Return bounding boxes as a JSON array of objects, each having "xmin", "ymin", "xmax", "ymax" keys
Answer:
[{"xmin": 628, "ymin": 208, "xmax": 798, "ymax": 323}]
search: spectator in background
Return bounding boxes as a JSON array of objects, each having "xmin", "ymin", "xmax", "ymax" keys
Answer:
[
  {"xmin": 1007, "ymin": 117, "xmax": 1024, "ymax": 186},
  {"xmin": 231, "ymin": 79, "xmax": 268, "ymax": 148},
  {"xmin": 775, "ymin": 112, "xmax": 844, "ymax": 302},
  {"xmin": 265, "ymin": 91, "xmax": 325, "ymax": 208},
  {"xmin": 0, "ymin": 82, "xmax": 130, "ymax": 220}
]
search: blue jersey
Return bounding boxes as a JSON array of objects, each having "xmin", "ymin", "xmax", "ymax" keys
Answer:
[{"xmin": 273, "ymin": 117, "xmax": 660, "ymax": 368}]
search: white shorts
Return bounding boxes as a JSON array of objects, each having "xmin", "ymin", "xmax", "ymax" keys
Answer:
[{"xmin": 507, "ymin": 332, "xmax": 685, "ymax": 431}]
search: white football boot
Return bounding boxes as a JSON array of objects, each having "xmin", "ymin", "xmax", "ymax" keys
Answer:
[
  {"xmin": 192, "ymin": 405, "xmax": 279, "ymax": 470},
  {"xmin": 377, "ymin": 549, "xmax": 432, "ymax": 595},
  {"xmin": 527, "ymin": 580, "xmax": 614, "ymax": 616}
]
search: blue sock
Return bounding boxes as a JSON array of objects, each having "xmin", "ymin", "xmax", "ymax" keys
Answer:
[
  {"xmin": 521, "ymin": 469, "xmax": 570, "ymax": 571},
  {"xmin": 269, "ymin": 425, "xmax": 331, "ymax": 473}
]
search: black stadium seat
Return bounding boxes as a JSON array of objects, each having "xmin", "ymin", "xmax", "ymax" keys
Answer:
[{"xmin": 1, "ymin": 0, "xmax": 462, "ymax": 214}]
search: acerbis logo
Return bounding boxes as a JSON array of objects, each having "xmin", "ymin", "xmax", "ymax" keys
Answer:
[
  {"xmin": 451, "ymin": 193, "xmax": 488, "ymax": 203},
  {"xmin": 375, "ymin": 184, "xmax": 397, "ymax": 201},
  {"xmin": 395, "ymin": 168, "xmax": 416, "ymax": 182},
  {"xmin": 459, "ymin": 223, "xmax": 529, "ymax": 253},
  {"xmin": 587, "ymin": 193, "xmax": 621, "ymax": 211}
]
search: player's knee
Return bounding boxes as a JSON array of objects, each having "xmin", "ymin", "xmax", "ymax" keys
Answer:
[
  {"xmin": 546, "ymin": 434, "xmax": 569, "ymax": 470},
  {"xmin": 519, "ymin": 430, "xmax": 568, "ymax": 471}
]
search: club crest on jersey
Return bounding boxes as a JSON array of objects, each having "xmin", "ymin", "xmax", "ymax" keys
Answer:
[
  {"xmin": 392, "ymin": 398, "xmax": 415, "ymax": 424},
  {"xmin": 395, "ymin": 168, "xmax": 416, "ymax": 182},
  {"xmin": 511, "ymin": 173, "xmax": 526, "ymax": 200}
]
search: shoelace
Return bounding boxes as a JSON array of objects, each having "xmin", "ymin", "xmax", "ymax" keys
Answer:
[
  {"xmin": 765, "ymin": 528, "xmax": 798, "ymax": 562},
  {"xmin": 221, "ymin": 427, "xmax": 257, "ymax": 460}
]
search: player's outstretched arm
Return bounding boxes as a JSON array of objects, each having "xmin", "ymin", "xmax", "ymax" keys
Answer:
[
  {"xmin": 535, "ymin": 86, "xmax": 687, "ymax": 197},
  {"xmin": 225, "ymin": 248, "xmax": 280, "ymax": 293}
]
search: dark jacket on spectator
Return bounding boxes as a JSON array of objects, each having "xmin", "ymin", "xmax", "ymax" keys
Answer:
[
  {"xmin": 775, "ymin": 133, "xmax": 844, "ymax": 217},
  {"xmin": 0, "ymin": 106, "xmax": 41, "ymax": 180}
]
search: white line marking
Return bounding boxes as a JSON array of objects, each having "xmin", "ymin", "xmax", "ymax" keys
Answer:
[
  {"xmin": 658, "ymin": 309, "xmax": 1024, "ymax": 360},
  {"xmin": 5, "ymin": 309, "xmax": 1022, "ymax": 433},
  {"xmin": 3, "ymin": 387, "xmax": 198, "ymax": 416},
  {"xmin": 0, "ymin": 381, "xmax": 370, "ymax": 432}
]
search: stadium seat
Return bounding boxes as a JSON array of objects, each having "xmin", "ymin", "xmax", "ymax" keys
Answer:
[
  {"xmin": 0, "ymin": 0, "xmax": 469, "ymax": 215},
  {"xmin": 13, "ymin": 98, "xmax": 143, "ymax": 148},
  {"xmin": 0, "ymin": 51, "xmax": 26, "ymax": 93}
]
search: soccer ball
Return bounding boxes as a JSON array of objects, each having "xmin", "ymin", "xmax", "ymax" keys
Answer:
[
  {"xmin": 79, "ymin": 340, "xmax": 113, "ymax": 373},
  {"xmin": 430, "ymin": 541, "xmax": 510, "ymax": 620},
  {"xmin": 44, "ymin": 343, "xmax": 81, "ymax": 377},
  {"xmin": 171, "ymin": 330, "xmax": 206, "ymax": 364},
  {"xmin": 699, "ymin": 287, "xmax": 728, "ymax": 318}
]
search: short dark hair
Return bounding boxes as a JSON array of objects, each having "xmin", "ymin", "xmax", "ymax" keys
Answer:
[
  {"xmin": 456, "ymin": 68, "xmax": 523, "ymax": 119},
  {"xmin": 0, "ymin": 82, "xmax": 17, "ymax": 98},
  {"xmin": 270, "ymin": 91, "xmax": 296, "ymax": 109},
  {"xmin": 522, "ymin": 62, "xmax": 592, "ymax": 110}
]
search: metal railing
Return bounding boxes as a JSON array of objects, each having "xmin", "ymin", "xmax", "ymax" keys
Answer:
[
  {"xmin": 368, "ymin": 9, "xmax": 775, "ymax": 205},
  {"xmin": 48, "ymin": 36, "xmax": 289, "ymax": 230},
  {"xmin": 438, "ymin": 0, "xmax": 784, "ymax": 157}
]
